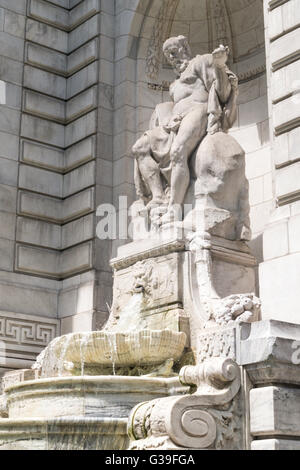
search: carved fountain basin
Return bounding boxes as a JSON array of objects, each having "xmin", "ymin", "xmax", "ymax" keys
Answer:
[{"xmin": 53, "ymin": 329, "xmax": 186, "ymax": 367}]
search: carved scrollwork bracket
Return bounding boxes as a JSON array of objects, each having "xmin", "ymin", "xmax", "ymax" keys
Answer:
[{"xmin": 128, "ymin": 358, "xmax": 241, "ymax": 449}]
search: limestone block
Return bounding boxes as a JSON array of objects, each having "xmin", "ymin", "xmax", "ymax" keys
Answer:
[
  {"xmin": 66, "ymin": 62, "xmax": 98, "ymax": 99},
  {"xmin": 246, "ymin": 147, "xmax": 272, "ymax": 180},
  {"xmin": 26, "ymin": 42, "xmax": 67, "ymax": 75},
  {"xmin": 96, "ymin": 158, "xmax": 112, "ymax": 187},
  {"xmin": 288, "ymin": 214, "xmax": 300, "ymax": 254},
  {"xmin": 270, "ymin": 29, "xmax": 300, "ymax": 68},
  {"xmin": 60, "ymin": 241, "xmax": 93, "ymax": 276},
  {"xmin": 250, "ymin": 386, "xmax": 300, "ymax": 437},
  {"xmin": 0, "ymin": 238, "xmax": 14, "ymax": 271},
  {"xmin": 67, "ymin": 38, "xmax": 98, "ymax": 75},
  {"xmin": 26, "ymin": 19, "xmax": 68, "ymax": 53},
  {"xmin": 99, "ymin": 35, "xmax": 114, "ymax": 62},
  {"xmin": 0, "ymin": 278, "xmax": 58, "ymax": 322},
  {"xmin": 59, "ymin": 280, "xmax": 95, "ymax": 320},
  {"xmin": 69, "ymin": 0, "xmax": 82, "ymax": 8},
  {"xmin": 28, "ymin": 0, "xmax": 69, "ymax": 31},
  {"xmin": 24, "ymin": 65, "xmax": 66, "ymax": 100},
  {"xmin": 18, "ymin": 188, "xmax": 93, "ymax": 224},
  {"xmin": 21, "ymin": 140, "xmax": 64, "ymax": 171},
  {"xmin": 271, "ymin": 60, "xmax": 300, "ymax": 103},
  {"xmin": 238, "ymin": 96, "xmax": 268, "ymax": 128},
  {"xmin": 99, "ymin": 60, "xmax": 114, "ymax": 86},
  {"xmin": 113, "ymin": 156, "xmax": 134, "ymax": 186},
  {"xmin": 21, "ymin": 115, "xmax": 65, "ymax": 148},
  {"xmin": 3, "ymin": 83, "xmax": 22, "ymax": 109},
  {"xmin": 65, "ymin": 136, "xmax": 96, "ymax": 170},
  {"xmin": 229, "ymin": 124, "xmax": 263, "ymax": 154},
  {"xmin": 66, "ymin": 86, "xmax": 97, "ymax": 122},
  {"xmin": 0, "ymin": 107, "xmax": 20, "ymax": 135},
  {"xmin": 68, "ymin": 15, "xmax": 99, "ymax": 53},
  {"xmin": 0, "ymin": 0, "xmax": 27, "ymax": 15},
  {"xmin": 252, "ymin": 439, "xmax": 300, "ymax": 450},
  {"xmin": 0, "ymin": 130, "xmax": 19, "ymax": 160},
  {"xmin": 95, "ymin": 239, "xmax": 112, "ymax": 271},
  {"xmin": 16, "ymin": 217, "xmax": 61, "ymax": 249},
  {"xmin": 0, "ymin": 32, "xmax": 24, "ymax": 62},
  {"xmin": 288, "ymin": 126, "xmax": 300, "ymax": 162},
  {"xmin": 4, "ymin": 10, "xmax": 25, "ymax": 38},
  {"xmin": 276, "ymin": 162, "xmax": 300, "ymax": 200},
  {"xmin": 259, "ymin": 253, "xmax": 300, "ymax": 324},
  {"xmin": 97, "ymin": 132, "xmax": 113, "ymax": 162},
  {"xmin": 0, "ymin": 158, "xmax": 18, "ymax": 187},
  {"xmin": 0, "ymin": 185, "xmax": 17, "ymax": 213},
  {"xmin": 274, "ymin": 95, "xmax": 300, "ymax": 133},
  {"xmin": 113, "ymin": 131, "xmax": 136, "ymax": 160},
  {"xmin": 16, "ymin": 244, "xmax": 60, "ymax": 277},
  {"xmin": 18, "ymin": 191, "xmax": 61, "ymax": 222},
  {"xmin": 249, "ymin": 177, "xmax": 264, "ymax": 206},
  {"xmin": 98, "ymin": 107, "xmax": 113, "ymax": 136},
  {"xmin": 114, "ymin": 81, "xmax": 136, "ymax": 110},
  {"xmin": 101, "ymin": 0, "xmax": 115, "ymax": 15},
  {"xmin": 19, "ymin": 165, "xmax": 63, "ymax": 198},
  {"xmin": 115, "ymin": 0, "xmax": 140, "ymax": 15},
  {"xmin": 47, "ymin": 0, "xmax": 69, "ymax": 8},
  {"xmin": 23, "ymin": 90, "xmax": 65, "ymax": 123},
  {"xmin": 269, "ymin": 0, "xmax": 300, "ymax": 40},
  {"xmin": 61, "ymin": 214, "xmax": 94, "ymax": 249},
  {"xmin": 273, "ymin": 132, "xmax": 288, "ymax": 166},
  {"xmin": 65, "ymin": 111, "xmax": 97, "ymax": 147},
  {"xmin": 114, "ymin": 58, "xmax": 136, "ymax": 86},
  {"xmin": 15, "ymin": 241, "xmax": 93, "ymax": 278},
  {"xmin": 63, "ymin": 187, "xmax": 94, "ymax": 222},
  {"xmin": 100, "ymin": 12, "xmax": 114, "ymax": 39},
  {"xmin": 70, "ymin": 0, "xmax": 99, "ymax": 29},
  {"xmin": 263, "ymin": 220, "xmax": 289, "ymax": 261},
  {"xmin": 0, "ymin": 56, "xmax": 23, "ymax": 85},
  {"xmin": 0, "ymin": 211, "xmax": 15, "ymax": 240},
  {"xmin": 60, "ymin": 310, "xmax": 100, "ymax": 332}
]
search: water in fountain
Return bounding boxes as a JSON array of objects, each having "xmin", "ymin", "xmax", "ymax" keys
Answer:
[
  {"xmin": 79, "ymin": 332, "xmax": 90, "ymax": 376},
  {"xmin": 107, "ymin": 333, "xmax": 117, "ymax": 375},
  {"xmin": 111, "ymin": 292, "xmax": 144, "ymax": 333},
  {"xmin": 58, "ymin": 334, "xmax": 73, "ymax": 376}
]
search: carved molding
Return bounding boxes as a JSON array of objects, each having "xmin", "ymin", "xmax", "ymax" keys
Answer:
[
  {"xmin": 0, "ymin": 311, "xmax": 60, "ymax": 363},
  {"xmin": 110, "ymin": 239, "xmax": 185, "ymax": 271},
  {"xmin": 128, "ymin": 358, "xmax": 241, "ymax": 449}
]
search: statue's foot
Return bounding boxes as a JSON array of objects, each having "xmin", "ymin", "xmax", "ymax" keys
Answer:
[
  {"xmin": 160, "ymin": 206, "xmax": 182, "ymax": 225},
  {"xmin": 146, "ymin": 198, "xmax": 166, "ymax": 211}
]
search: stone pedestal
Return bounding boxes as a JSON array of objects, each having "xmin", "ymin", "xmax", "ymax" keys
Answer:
[
  {"xmin": 0, "ymin": 374, "xmax": 187, "ymax": 450},
  {"xmin": 128, "ymin": 320, "xmax": 300, "ymax": 450}
]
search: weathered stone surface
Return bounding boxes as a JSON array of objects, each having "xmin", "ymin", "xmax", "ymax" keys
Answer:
[
  {"xmin": 250, "ymin": 386, "xmax": 300, "ymax": 437},
  {"xmin": 23, "ymin": 65, "xmax": 66, "ymax": 100},
  {"xmin": 26, "ymin": 42, "xmax": 67, "ymax": 75},
  {"xmin": 67, "ymin": 38, "xmax": 98, "ymax": 75},
  {"xmin": 28, "ymin": 0, "xmax": 69, "ymax": 30}
]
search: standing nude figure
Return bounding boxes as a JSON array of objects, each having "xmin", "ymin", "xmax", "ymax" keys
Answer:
[{"xmin": 133, "ymin": 36, "xmax": 238, "ymax": 222}]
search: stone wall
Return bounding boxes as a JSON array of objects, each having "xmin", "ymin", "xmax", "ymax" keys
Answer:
[
  {"xmin": 0, "ymin": 0, "xmax": 115, "ymax": 369},
  {"xmin": 259, "ymin": 0, "xmax": 300, "ymax": 324}
]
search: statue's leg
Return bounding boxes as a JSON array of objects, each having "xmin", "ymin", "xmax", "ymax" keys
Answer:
[
  {"xmin": 169, "ymin": 106, "xmax": 208, "ymax": 208},
  {"xmin": 132, "ymin": 134, "xmax": 165, "ymax": 204}
]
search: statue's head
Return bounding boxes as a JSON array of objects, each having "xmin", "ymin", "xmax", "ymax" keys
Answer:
[{"xmin": 163, "ymin": 36, "xmax": 192, "ymax": 74}]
